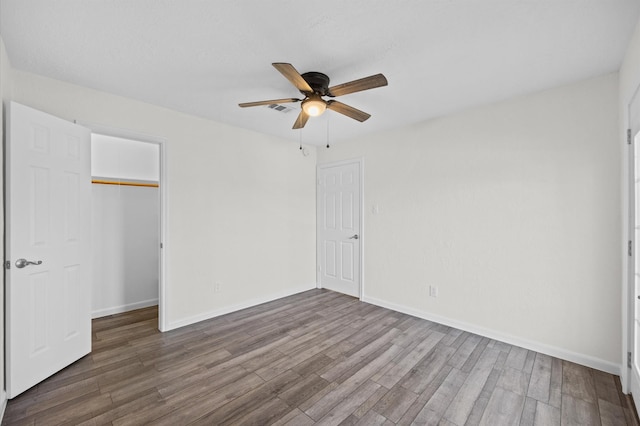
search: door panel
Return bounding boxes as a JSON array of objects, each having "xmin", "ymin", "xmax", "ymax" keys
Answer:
[
  {"xmin": 317, "ymin": 161, "xmax": 361, "ymax": 297},
  {"xmin": 629, "ymin": 84, "xmax": 640, "ymax": 411},
  {"xmin": 6, "ymin": 102, "xmax": 91, "ymax": 398}
]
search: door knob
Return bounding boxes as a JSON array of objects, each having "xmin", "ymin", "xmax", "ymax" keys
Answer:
[
  {"xmin": 349, "ymin": 234, "xmax": 359, "ymax": 240},
  {"xmin": 15, "ymin": 258, "xmax": 42, "ymax": 269}
]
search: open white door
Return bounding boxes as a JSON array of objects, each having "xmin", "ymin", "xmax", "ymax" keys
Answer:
[
  {"xmin": 317, "ymin": 160, "xmax": 362, "ymax": 298},
  {"xmin": 629, "ymin": 86, "xmax": 640, "ymax": 413},
  {"xmin": 6, "ymin": 102, "xmax": 92, "ymax": 398}
]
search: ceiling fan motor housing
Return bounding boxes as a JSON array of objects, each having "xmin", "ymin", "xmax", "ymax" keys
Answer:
[{"xmin": 301, "ymin": 72, "xmax": 331, "ymax": 96}]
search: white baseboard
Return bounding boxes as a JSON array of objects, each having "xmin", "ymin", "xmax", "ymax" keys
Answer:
[
  {"xmin": 362, "ymin": 295, "xmax": 621, "ymax": 376},
  {"xmin": 92, "ymin": 298, "xmax": 159, "ymax": 319},
  {"xmin": 165, "ymin": 284, "xmax": 316, "ymax": 331}
]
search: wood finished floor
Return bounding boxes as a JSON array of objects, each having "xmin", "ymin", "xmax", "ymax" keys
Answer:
[{"xmin": 3, "ymin": 289, "xmax": 639, "ymax": 426}]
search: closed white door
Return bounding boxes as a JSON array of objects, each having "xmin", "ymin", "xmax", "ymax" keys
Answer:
[
  {"xmin": 317, "ymin": 160, "xmax": 361, "ymax": 297},
  {"xmin": 6, "ymin": 102, "xmax": 92, "ymax": 398}
]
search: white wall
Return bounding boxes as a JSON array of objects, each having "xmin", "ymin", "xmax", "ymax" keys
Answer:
[
  {"xmin": 92, "ymin": 133, "xmax": 159, "ymax": 181},
  {"xmin": 0, "ymin": 35, "xmax": 11, "ymax": 417},
  {"xmin": 318, "ymin": 73, "xmax": 621, "ymax": 372},
  {"xmin": 10, "ymin": 70, "xmax": 317, "ymax": 330},
  {"xmin": 619, "ymin": 16, "xmax": 640, "ymax": 389}
]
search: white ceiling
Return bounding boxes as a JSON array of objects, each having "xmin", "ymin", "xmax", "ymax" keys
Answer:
[{"xmin": 1, "ymin": 1, "xmax": 639, "ymax": 146}]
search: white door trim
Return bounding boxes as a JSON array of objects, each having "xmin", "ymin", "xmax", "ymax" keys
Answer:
[
  {"xmin": 623, "ymin": 82, "xmax": 640, "ymax": 394},
  {"xmin": 78, "ymin": 122, "xmax": 169, "ymax": 332},
  {"xmin": 316, "ymin": 157, "xmax": 364, "ymax": 299}
]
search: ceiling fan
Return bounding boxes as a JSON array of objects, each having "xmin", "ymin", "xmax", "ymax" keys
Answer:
[{"xmin": 239, "ymin": 63, "xmax": 388, "ymax": 129}]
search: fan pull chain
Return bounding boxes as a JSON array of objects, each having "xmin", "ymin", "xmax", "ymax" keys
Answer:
[
  {"xmin": 299, "ymin": 128, "xmax": 303, "ymax": 150},
  {"xmin": 326, "ymin": 114, "xmax": 330, "ymax": 149}
]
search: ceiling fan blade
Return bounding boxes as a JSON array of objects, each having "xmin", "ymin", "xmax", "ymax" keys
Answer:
[
  {"xmin": 326, "ymin": 100, "xmax": 371, "ymax": 122},
  {"xmin": 272, "ymin": 63, "xmax": 313, "ymax": 93},
  {"xmin": 292, "ymin": 110, "xmax": 310, "ymax": 129},
  {"xmin": 328, "ymin": 73, "xmax": 388, "ymax": 97},
  {"xmin": 238, "ymin": 98, "xmax": 301, "ymax": 108}
]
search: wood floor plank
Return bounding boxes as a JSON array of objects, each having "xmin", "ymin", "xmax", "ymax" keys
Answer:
[
  {"xmin": 447, "ymin": 333, "xmax": 482, "ymax": 369},
  {"xmin": 439, "ymin": 327, "xmax": 466, "ymax": 348},
  {"xmin": 349, "ymin": 410, "xmax": 392, "ymax": 426},
  {"xmin": 464, "ymin": 367, "xmax": 501, "ymax": 425},
  {"xmin": 371, "ymin": 384, "xmax": 417, "ymax": 423},
  {"xmin": 561, "ymin": 394, "xmax": 600, "ymax": 426},
  {"xmin": 593, "ymin": 368, "xmax": 623, "ymax": 406},
  {"xmin": 271, "ymin": 408, "xmax": 314, "ymax": 426},
  {"xmin": 533, "ymin": 401, "xmax": 561, "ymax": 426},
  {"xmin": 397, "ymin": 345, "xmax": 457, "ymax": 394},
  {"xmin": 157, "ymin": 364, "xmax": 250, "ymax": 405},
  {"xmin": 549, "ymin": 356, "xmax": 563, "ymax": 408},
  {"xmin": 391, "ymin": 319, "xmax": 436, "ymax": 347},
  {"xmin": 461, "ymin": 337, "xmax": 491, "ymax": 374},
  {"xmin": 36, "ymin": 393, "xmax": 113, "ymax": 425},
  {"xmin": 279, "ymin": 373, "xmax": 331, "ymax": 408},
  {"xmin": 413, "ymin": 368, "xmax": 467, "ymax": 425},
  {"xmin": 2, "ymin": 289, "xmax": 636, "ymax": 426},
  {"xmin": 519, "ymin": 396, "xmax": 538, "ymax": 426},
  {"xmin": 351, "ymin": 386, "xmax": 389, "ymax": 419},
  {"xmin": 504, "ymin": 346, "xmax": 529, "ymax": 371},
  {"xmin": 298, "ymin": 382, "xmax": 339, "ymax": 413},
  {"xmin": 292, "ymin": 353, "xmax": 335, "ymax": 377},
  {"xmin": 562, "ymin": 361, "xmax": 598, "ymax": 404},
  {"xmin": 599, "ymin": 398, "xmax": 628, "ymax": 426},
  {"xmin": 375, "ymin": 331, "xmax": 445, "ymax": 389},
  {"xmin": 528, "ymin": 352, "xmax": 552, "ymax": 403},
  {"xmin": 523, "ymin": 350, "xmax": 537, "ymax": 375},
  {"xmin": 77, "ymin": 388, "xmax": 164, "ymax": 425},
  {"xmin": 442, "ymin": 347, "xmax": 501, "ymax": 425},
  {"xmin": 7, "ymin": 377, "xmax": 99, "ymax": 420},
  {"xmin": 320, "ymin": 329, "xmax": 401, "ymax": 383},
  {"xmin": 152, "ymin": 372, "xmax": 266, "ymax": 425},
  {"xmin": 496, "ymin": 366, "xmax": 530, "ymax": 396},
  {"xmin": 314, "ymin": 380, "xmax": 381, "ymax": 426},
  {"xmin": 396, "ymin": 364, "xmax": 453, "ymax": 426},
  {"xmin": 305, "ymin": 345, "xmax": 403, "ymax": 420},
  {"xmin": 189, "ymin": 370, "xmax": 301, "ymax": 426},
  {"xmin": 477, "ymin": 387, "xmax": 525, "ymax": 425}
]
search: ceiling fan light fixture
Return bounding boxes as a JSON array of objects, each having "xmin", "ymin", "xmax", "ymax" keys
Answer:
[{"xmin": 302, "ymin": 96, "xmax": 326, "ymax": 117}]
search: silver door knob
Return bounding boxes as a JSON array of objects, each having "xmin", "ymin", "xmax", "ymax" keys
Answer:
[
  {"xmin": 15, "ymin": 258, "xmax": 42, "ymax": 269},
  {"xmin": 349, "ymin": 234, "xmax": 359, "ymax": 240}
]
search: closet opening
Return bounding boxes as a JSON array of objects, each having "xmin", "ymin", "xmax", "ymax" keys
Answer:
[{"xmin": 90, "ymin": 133, "xmax": 162, "ymax": 325}]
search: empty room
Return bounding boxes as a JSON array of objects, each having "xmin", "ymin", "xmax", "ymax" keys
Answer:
[{"xmin": 1, "ymin": 1, "xmax": 640, "ymax": 424}]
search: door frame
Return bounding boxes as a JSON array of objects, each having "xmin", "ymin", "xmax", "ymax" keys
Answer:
[
  {"xmin": 624, "ymin": 82, "xmax": 640, "ymax": 396},
  {"xmin": 316, "ymin": 158, "xmax": 364, "ymax": 299},
  {"xmin": 80, "ymin": 122, "xmax": 169, "ymax": 332}
]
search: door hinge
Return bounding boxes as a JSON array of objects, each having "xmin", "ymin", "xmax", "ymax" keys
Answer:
[
  {"xmin": 628, "ymin": 351, "xmax": 633, "ymax": 368},
  {"xmin": 4, "ymin": 260, "xmax": 9, "ymax": 269},
  {"xmin": 629, "ymin": 128, "xmax": 633, "ymax": 145},
  {"xmin": 630, "ymin": 240, "xmax": 633, "ymax": 257},
  {"xmin": 160, "ymin": 243, "xmax": 163, "ymax": 249}
]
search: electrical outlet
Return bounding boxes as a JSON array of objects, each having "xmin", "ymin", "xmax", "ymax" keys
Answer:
[
  {"xmin": 213, "ymin": 282, "xmax": 221, "ymax": 293},
  {"xmin": 429, "ymin": 285, "xmax": 439, "ymax": 298}
]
